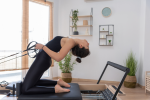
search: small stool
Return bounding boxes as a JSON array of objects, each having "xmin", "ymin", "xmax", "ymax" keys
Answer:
[{"xmin": 145, "ymin": 71, "xmax": 150, "ymax": 93}]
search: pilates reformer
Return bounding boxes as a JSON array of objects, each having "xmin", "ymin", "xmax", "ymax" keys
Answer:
[{"xmin": 4, "ymin": 61, "xmax": 129, "ymax": 100}]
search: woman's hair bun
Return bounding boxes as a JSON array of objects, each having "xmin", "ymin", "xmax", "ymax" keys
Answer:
[{"xmin": 76, "ymin": 57, "xmax": 81, "ymax": 63}]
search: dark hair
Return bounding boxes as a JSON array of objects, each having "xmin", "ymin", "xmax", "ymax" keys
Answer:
[{"xmin": 71, "ymin": 45, "xmax": 90, "ymax": 63}]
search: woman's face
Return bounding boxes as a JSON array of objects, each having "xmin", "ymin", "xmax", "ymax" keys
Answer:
[{"xmin": 79, "ymin": 39, "xmax": 89, "ymax": 49}]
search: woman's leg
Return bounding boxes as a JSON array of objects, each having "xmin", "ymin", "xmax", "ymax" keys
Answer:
[
  {"xmin": 36, "ymin": 79, "xmax": 57, "ymax": 86},
  {"xmin": 21, "ymin": 51, "xmax": 56, "ymax": 94},
  {"xmin": 21, "ymin": 51, "xmax": 70, "ymax": 94},
  {"xmin": 36, "ymin": 78, "xmax": 70, "ymax": 87}
]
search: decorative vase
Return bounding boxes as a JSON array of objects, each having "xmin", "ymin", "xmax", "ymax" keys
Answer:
[
  {"xmin": 73, "ymin": 31, "xmax": 79, "ymax": 35},
  {"xmin": 124, "ymin": 75, "xmax": 137, "ymax": 88},
  {"xmin": 83, "ymin": 20, "xmax": 88, "ymax": 25},
  {"xmin": 85, "ymin": 28, "xmax": 89, "ymax": 35},
  {"xmin": 108, "ymin": 42, "xmax": 111, "ymax": 45},
  {"xmin": 61, "ymin": 73, "xmax": 72, "ymax": 83}
]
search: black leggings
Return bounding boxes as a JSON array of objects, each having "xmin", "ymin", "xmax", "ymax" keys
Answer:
[{"xmin": 21, "ymin": 49, "xmax": 57, "ymax": 94}]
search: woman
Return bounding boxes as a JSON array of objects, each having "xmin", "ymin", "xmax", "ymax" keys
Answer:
[{"xmin": 22, "ymin": 36, "xmax": 90, "ymax": 94}]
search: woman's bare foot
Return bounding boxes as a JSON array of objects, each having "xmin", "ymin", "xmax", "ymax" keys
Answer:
[
  {"xmin": 55, "ymin": 84, "xmax": 70, "ymax": 93},
  {"xmin": 57, "ymin": 78, "xmax": 70, "ymax": 87}
]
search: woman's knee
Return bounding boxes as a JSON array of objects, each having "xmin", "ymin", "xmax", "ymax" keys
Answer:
[{"xmin": 21, "ymin": 86, "xmax": 29, "ymax": 94}]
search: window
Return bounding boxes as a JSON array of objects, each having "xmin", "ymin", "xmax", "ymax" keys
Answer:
[
  {"xmin": 0, "ymin": 0, "xmax": 22, "ymax": 83},
  {"xmin": 0, "ymin": 0, "xmax": 53, "ymax": 83},
  {"xmin": 28, "ymin": 1, "xmax": 50, "ymax": 77},
  {"xmin": 0, "ymin": 70, "xmax": 21, "ymax": 83}
]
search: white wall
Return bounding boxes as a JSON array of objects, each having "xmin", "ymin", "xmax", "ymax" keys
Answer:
[
  {"xmin": 50, "ymin": 0, "xmax": 149, "ymax": 86},
  {"xmin": 57, "ymin": 0, "xmax": 142, "ymax": 82},
  {"xmin": 138, "ymin": 0, "xmax": 146, "ymax": 87},
  {"xmin": 142, "ymin": 0, "xmax": 150, "ymax": 86},
  {"xmin": 47, "ymin": 0, "xmax": 59, "ymax": 78}
]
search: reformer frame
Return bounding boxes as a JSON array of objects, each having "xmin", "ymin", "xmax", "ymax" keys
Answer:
[{"xmin": 97, "ymin": 61, "xmax": 130, "ymax": 100}]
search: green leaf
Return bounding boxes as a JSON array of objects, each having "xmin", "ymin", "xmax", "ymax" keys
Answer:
[
  {"xmin": 72, "ymin": 9, "xmax": 79, "ymax": 31},
  {"xmin": 57, "ymin": 52, "xmax": 76, "ymax": 73},
  {"xmin": 125, "ymin": 51, "xmax": 137, "ymax": 76}
]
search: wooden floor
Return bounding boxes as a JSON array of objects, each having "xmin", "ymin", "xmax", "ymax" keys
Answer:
[{"xmin": 0, "ymin": 79, "xmax": 150, "ymax": 100}]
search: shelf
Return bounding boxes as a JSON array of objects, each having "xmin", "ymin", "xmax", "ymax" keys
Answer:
[
  {"xmin": 100, "ymin": 44, "xmax": 113, "ymax": 46},
  {"xmin": 70, "ymin": 15, "xmax": 93, "ymax": 18},
  {"xmin": 69, "ymin": 8, "xmax": 93, "ymax": 36},
  {"xmin": 99, "ymin": 24, "xmax": 114, "ymax": 46},
  {"xmin": 70, "ymin": 25, "xmax": 93, "ymax": 27},
  {"xmin": 106, "ymin": 35, "xmax": 113, "ymax": 36},
  {"xmin": 70, "ymin": 35, "xmax": 92, "ymax": 36},
  {"xmin": 100, "ymin": 31, "xmax": 109, "ymax": 32}
]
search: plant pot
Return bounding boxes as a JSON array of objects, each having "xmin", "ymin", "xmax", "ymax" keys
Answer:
[
  {"xmin": 124, "ymin": 75, "xmax": 137, "ymax": 88},
  {"xmin": 108, "ymin": 42, "xmax": 111, "ymax": 45},
  {"xmin": 61, "ymin": 73, "xmax": 72, "ymax": 83},
  {"xmin": 73, "ymin": 31, "xmax": 79, "ymax": 35}
]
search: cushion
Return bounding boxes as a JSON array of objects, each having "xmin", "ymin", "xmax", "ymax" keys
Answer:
[{"xmin": 17, "ymin": 83, "xmax": 82, "ymax": 100}]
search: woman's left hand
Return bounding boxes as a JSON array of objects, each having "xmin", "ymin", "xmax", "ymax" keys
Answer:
[{"xmin": 35, "ymin": 43, "xmax": 44, "ymax": 49}]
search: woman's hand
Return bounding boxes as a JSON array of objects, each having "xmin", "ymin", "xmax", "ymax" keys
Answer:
[{"xmin": 35, "ymin": 43, "xmax": 44, "ymax": 49}]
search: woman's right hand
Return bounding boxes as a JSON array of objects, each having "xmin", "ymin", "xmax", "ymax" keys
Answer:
[{"xmin": 35, "ymin": 43, "xmax": 44, "ymax": 49}]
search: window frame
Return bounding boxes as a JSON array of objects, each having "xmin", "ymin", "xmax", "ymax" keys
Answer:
[
  {"xmin": 22, "ymin": 0, "xmax": 54, "ymax": 79},
  {"xmin": 0, "ymin": 0, "xmax": 54, "ymax": 85},
  {"xmin": 22, "ymin": 0, "xmax": 54, "ymax": 69}
]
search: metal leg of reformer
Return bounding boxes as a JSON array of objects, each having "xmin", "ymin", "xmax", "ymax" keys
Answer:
[{"xmin": 82, "ymin": 93, "xmax": 105, "ymax": 99}]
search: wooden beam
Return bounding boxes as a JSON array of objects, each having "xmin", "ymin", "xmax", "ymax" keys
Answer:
[
  {"xmin": 49, "ymin": 2, "xmax": 54, "ymax": 67},
  {"xmin": 22, "ymin": 0, "xmax": 29, "ymax": 69},
  {"xmin": 0, "ymin": 68, "xmax": 29, "ymax": 72}
]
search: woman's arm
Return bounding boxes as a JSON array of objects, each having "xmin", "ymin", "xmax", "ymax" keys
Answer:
[{"xmin": 36, "ymin": 39, "xmax": 75, "ymax": 62}]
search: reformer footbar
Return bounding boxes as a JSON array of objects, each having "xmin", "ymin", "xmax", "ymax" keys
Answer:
[
  {"xmin": 98, "ymin": 61, "xmax": 130, "ymax": 100},
  {"xmin": 0, "ymin": 41, "xmax": 39, "ymax": 64}
]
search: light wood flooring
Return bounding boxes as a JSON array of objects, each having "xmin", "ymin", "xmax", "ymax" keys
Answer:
[{"xmin": 0, "ymin": 79, "xmax": 150, "ymax": 100}]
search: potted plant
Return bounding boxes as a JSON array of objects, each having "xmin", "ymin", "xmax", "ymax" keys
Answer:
[
  {"xmin": 72, "ymin": 9, "xmax": 79, "ymax": 35},
  {"xmin": 57, "ymin": 52, "xmax": 76, "ymax": 83},
  {"xmin": 108, "ymin": 40, "xmax": 111, "ymax": 45},
  {"xmin": 110, "ymin": 32, "xmax": 112, "ymax": 34},
  {"xmin": 103, "ymin": 28, "xmax": 105, "ymax": 31},
  {"xmin": 124, "ymin": 51, "xmax": 137, "ymax": 88}
]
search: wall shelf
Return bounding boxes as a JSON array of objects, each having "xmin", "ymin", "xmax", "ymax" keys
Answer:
[
  {"xmin": 99, "ymin": 24, "xmax": 114, "ymax": 46},
  {"xmin": 69, "ymin": 8, "xmax": 93, "ymax": 36},
  {"xmin": 70, "ymin": 15, "xmax": 93, "ymax": 18},
  {"xmin": 70, "ymin": 35, "xmax": 92, "ymax": 36},
  {"xmin": 70, "ymin": 25, "xmax": 93, "ymax": 27},
  {"xmin": 100, "ymin": 45, "xmax": 113, "ymax": 46},
  {"xmin": 106, "ymin": 35, "xmax": 113, "ymax": 36},
  {"xmin": 100, "ymin": 31, "xmax": 109, "ymax": 32}
]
